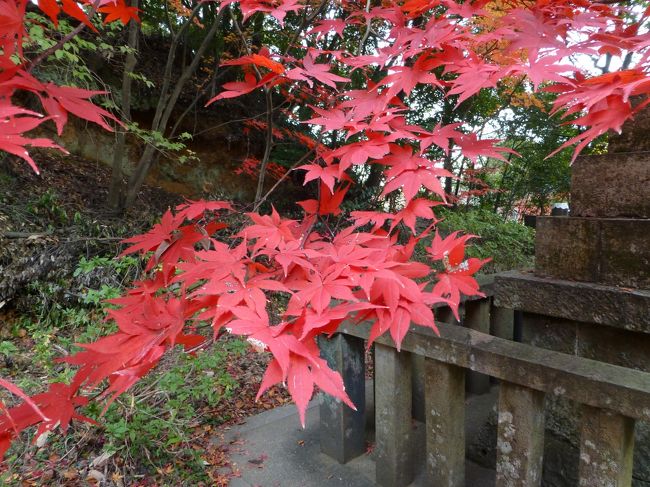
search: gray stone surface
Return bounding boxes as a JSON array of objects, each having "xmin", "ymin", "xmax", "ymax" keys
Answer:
[
  {"xmin": 571, "ymin": 153, "xmax": 650, "ymax": 218},
  {"xmin": 411, "ymin": 355, "xmax": 425, "ymax": 423},
  {"xmin": 319, "ymin": 334, "xmax": 366, "ymax": 463},
  {"xmin": 494, "ymin": 271, "xmax": 650, "ymax": 333},
  {"xmin": 464, "ymin": 299, "xmax": 492, "ymax": 394},
  {"xmin": 468, "ymin": 402, "xmax": 581, "ymax": 487},
  {"xmin": 216, "ymin": 382, "xmax": 497, "ymax": 487},
  {"xmin": 375, "ymin": 344, "xmax": 414, "ymax": 487},
  {"xmin": 578, "ymin": 406, "xmax": 635, "ymax": 487},
  {"xmin": 343, "ymin": 320, "xmax": 650, "ymax": 423},
  {"xmin": 600, "ymin": 219, "xmax": 650, "ymax": 288},
  {"xmin": 469, "ymin": 402, "xmax": 650, "ymax": 487},
  {"xmin": 495, "ymin": 304, "xmax": 650, "ymax": 485},
  {"xmin": 425, "ymin": 359, "xmax": 465, "ymax": 486},
  {"xmin": 535, "ymin": 217, "xmax": 600, "ymax": 284},
  {"xmin": 220, "ymin": 399, "xmax": 377, "ymax": 487},
  {"xmin": 608, "ymin": 100, "xmax": 650, "ymax": 155},
  {"xmin": 490, "ymin": 306, "xmax": 514, "ymax": 341},
  {"xmin": 518, "ymin": 313, "xmax": 650, "ymax": 373},
  {"xmin": 520, "ymin": 313, "xmax": 577, "ymax": 355},
  {"xmin": 535, "ymin": 217, "xmax": 650, "ymax": 289},
  {"xmin": 576, "ymin": 322, "xmax": 650, "ymax": 373},
  {"xmin": 495, "ymin": 383, "xmax": 545, "ymax": 487},
  {"xmin": 505, "ymin": 306, "xmax": 650, "ymax": 484},
  {"xmin": 490, "ymin": 144, "xmax": 650, "ymax": 487},
  {"xmin": 635, "ymin": 422, "xmax": 650, "ymax": 486}
]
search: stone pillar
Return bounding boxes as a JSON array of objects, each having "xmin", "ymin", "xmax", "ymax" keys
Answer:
[
  {"xmin": 496, "ymin": 383, "xmax": 545, "ymax": 487},
  {"xmin": 425, "ymin": 358, "xmax": 465, "ymax": 486},
  {"xmin": 490, "ymin": 305, "xmax": 514, "ymax": 341},
  {"xmin": 464, "ymin": 298, "xmax": 491, "ymax": 394},
  {"xmin": 318, "ymin": 334, "xmax": 366, "ymax": 464},
  {"xmin": 578, "ymin": 406, "xmax": 635, "ymax": 487},
  {"xmin": 608, "ymin": 102, "xmax": 650, "ymax": 154},
  {"xmin": 375, "ymin": 343, "xmax": 415, "ymax": 487}
]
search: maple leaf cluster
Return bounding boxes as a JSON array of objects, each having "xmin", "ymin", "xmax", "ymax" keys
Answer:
[
  {"xmin": 0, "ymin": 0, "xmax": 138, "ymax": 174},
  {"xmin": 2, "ymin": 0, "xmax": 650, "ymax": 460}
]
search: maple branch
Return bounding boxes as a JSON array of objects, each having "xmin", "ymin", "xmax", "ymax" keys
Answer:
[
  {"xmin": 283, "ymin": 0, "xmax": 329, "ymax": 56},
  {"xmin": 226, "ymin": 8, "xmax": 277, "ymax": 206},
  {"xmin": 168, "ymin": 64, "xmax": 228, "ymax": 139},
  {"xmin": 191, "ymin": 103, "xmax": 282, "ymax": 138},
  {"xmin": 229, "ymin": 8, "xmax": 263, "ymax": 79},
  {"xmin": 151, "ymin": 2, "xmax": 204, "ymax": 131},
  {"xmin": 253, "ymin": 145, "xmax": 318, "ymax": 211},
  {"xmin": 108, "ymin": 0, "xmax": 140, "ymax": 211},
  {"xmin": 255, "ymin": 89, "xmax": 275, "ymax": 205},
  {"xmin": 122, "ymin": 4, "xmax": 221, "ymax": 210},
  {"xmin": 358, "ymin": 0, "xmax": 373, "ymax": 55},
  {"xmin": 183, "ymin": 338, "xmax": 215, "ymax": 355},
  {"xmin": 1, "ymin": 231, "xmax": 50, "ymax": 239},
  {"xmin": 27, "ymin": 0, "xmax": 102, "ymax": 73}
]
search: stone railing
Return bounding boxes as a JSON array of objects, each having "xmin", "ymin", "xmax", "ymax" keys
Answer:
[{"xmin": 318, "ymin": 292, "xmax": 650, "ymax": 487}]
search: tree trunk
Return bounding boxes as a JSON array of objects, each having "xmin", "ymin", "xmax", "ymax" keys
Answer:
[
  {"xmin": 107, "ymin": 0, "xmax": 139, "ymax": 213},
  {"xmin": 122, "ymin": 7, "xmax": 223, "ymax": 211}
]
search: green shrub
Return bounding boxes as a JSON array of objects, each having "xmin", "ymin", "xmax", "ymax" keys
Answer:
[{"xmin": 434, "ymin": 208, "xmax": 535, "ymax": 273}]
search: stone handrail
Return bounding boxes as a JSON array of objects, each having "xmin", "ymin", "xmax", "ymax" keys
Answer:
[{"xmin": 318, "ymin": 295, "xmax": 650, "ymax": 487}]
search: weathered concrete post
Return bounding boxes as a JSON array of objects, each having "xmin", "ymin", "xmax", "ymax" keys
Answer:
[
  {"xmin": 411, "ymin": 354, "xmax": 426, "ymax": 422},
  {"xmin": 375, "ymin": 343, "xmax": 415, "ymax": 487},
  {"xmin": 578, "ymin": 406, "xmax": 635, "ymax": 487},
  {"xmin": 496, "ymin": 382, "xmax": 545, "ymax": 487},
  {"xmin": 318, "ymin": 334, "xmax": 366, "ymax": 464},
  {"xmin": 412, "ymin": 303, "xmax": 463, "ymax": 421},
  {"xmin": 425, "ymin": 358, "xmax": 465, "ymax": 486},
  {"xmin": 464, "ymin": 298, "xmax": 491, "ymax": 394},
  {"xmin": 490, "ymin": 305, "xmax": 514, "ymax": 341}
]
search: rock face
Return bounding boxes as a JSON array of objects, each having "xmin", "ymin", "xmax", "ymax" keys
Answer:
[
  {"xmin": 476, "ymin": 145, "xmax": 650, "ymax": 485},
  {"xmin": 48, "ymin": 114, "xmax": 310, "ymax": 206}
]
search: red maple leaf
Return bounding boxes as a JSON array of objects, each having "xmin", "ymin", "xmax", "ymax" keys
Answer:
[
  {"xmin": 120, "ymin": 210, "xmax": 181, "ymax": 258},
  {"xmin": 297, "ymin": 162, "xmax": 340, "ymax": 192},
  {"xmin": 207, "ymin": 71, "xmax": 282, "ymax": 103},
  {"xmin": 223, "ymin": 50, "xmax": 285, "ymax": 75},
  {"xmin": 61, "ymin": 0, "xmax": 98, "ymax": 32},
  {"xmin": 380, "ymin": 146, "xmax": 452, "ymax": 203},
  {"xmin": 99, "ymin": 0, "xmax": 141, "ymax": 24},
  {"xmin": 38, "ymin": 0, "xmax": 60, "ymax": 25},
  {"xmin": 390, "ymin": 198, "xmax": 442, "ymax": 233},
  {"xmin": 286, "ymin": 51, "xmax": 350, "ymax": 89},
  {"xmin": 455, "ymin": 133, "xmax": 517, "ymax": 163},
  {"xmin": 44, "ymin": 83, "xmax": 121, "ymax": 131},
  {"xmin": 380, "ymin": 53, "xmax": 442, "ymax": 98},
  {"xmin": 298, "ymin": 182, "xmax": 350, "ymax": 216},
  {"xmin": 0, "ymin": 114, "xmax": 66, "ymax": 174}
]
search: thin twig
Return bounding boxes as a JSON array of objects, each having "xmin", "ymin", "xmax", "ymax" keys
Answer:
[
  {"xmin": 28, "ymin": 0, "xmax": 102, "ymax": 73},
  {"xmin": 358, "ymin": 0, "xmax": 373, "ymax": 55},
  {"xmin": 252, "ymin": 146, "xmax": 317, "ymax": 211},
  {"xmin": 0, "ymin": 231, "xmax": 123, "ymax": 242}
]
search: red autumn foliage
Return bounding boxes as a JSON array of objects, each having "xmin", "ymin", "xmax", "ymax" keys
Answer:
[{"xmin": 1, "ymin": 0, "xmax": 650, "ymax": 459}]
